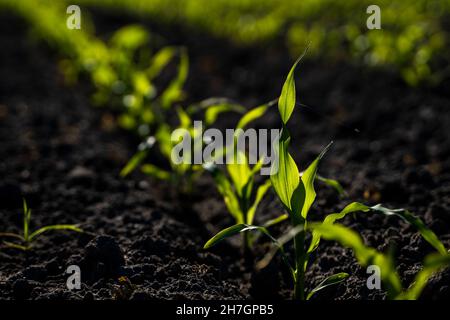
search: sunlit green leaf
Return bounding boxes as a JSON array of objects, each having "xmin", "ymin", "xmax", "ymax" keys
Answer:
[
  {"xmin": 262, "ymin": 213, "xmax": 289, "ymax": 228},
  {"xmin": 227, "ymin": 150, "xmax": 251, "ymax": 198},
  {"xmin": 29, "ymin": 225, "xmax": 82, "ymax": 242},
  {"xmin": 308, "ymin": 202, "xmax": 370, "ymax": 253},
  {"xmin": 310, "ymin": 222, "xmax": 403, "ymax": 298},
  {"xmin": 317, "ymin": 175, "xmax": 347, "ymax": 197},
  {"xmin": 247, "ymin": 179, "xmax": 272, "ymax": 225},
  {"xmin": 270, "ymin": 129, "xmax": 300, "ymax": 213},
  {"xmin": 299, "ymin": 141, "xmax": 333, "ymax": 219},
  {"xmin": 209, "ymin": 167, "xmax": 243, "ymax": 222},
  {"xmin": 203, "ymin": 224, "xmax": 253, "ymax": 249},
  {"xmin": 161, "ymin": 48, "xmax": 188, "ymax": 109},
  {"xmin": 236, "ymin": 101, "xmax": 274, "ymax": 130},
  {"xmin": 204, "ymin": 223, "xmax": 294, "ymax": 277},
  {"xmin": 110, "ymin": 25, "xmax": 149, "ymax": 51},
  {"xmin": 147, "ymin": 47, "xmax": 176, "ymax": 80},
  {"xmin": 205, "ymin": 103, "xmax": 245, "ymax": 126},
  {"xmin": 371, "ymin": 204, "xmax": 447, "ymax": 255},
  {"xmin": 120, "ymin": 150, "xmax": 148, "ymax": 177},
  {"xmin": 397, "ymin": 253, "xmax": 450, "ymax": 300},
  {"xmin": 141, "ymin": 164, "xmax": 171, "ymax": 180},
  {"xmin": 278, "ymin": 56, "xmax": 302, "ymax": 124},
  {"xmin": 306, "ymin": 272, "xmax": 349, "ymax": 300}
]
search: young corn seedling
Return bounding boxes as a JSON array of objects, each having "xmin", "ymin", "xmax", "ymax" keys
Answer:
[
  {"xmin": 120, "ymin": 98, "xmax": 245, "ymax": 193},
  {"xmin": 204, "ymin": 57, "xmax": 449, "ymax": 300},
  {"xmin": 202, "ymin": 100, "xmax": 345, "ymax": 251},
  {"xmin": 0, "ymin": 199, "xmax": 82, "ymax": 250},
  {"xmin": 202, "ymin": 102, "xmax": 276, "ymax": 251}
]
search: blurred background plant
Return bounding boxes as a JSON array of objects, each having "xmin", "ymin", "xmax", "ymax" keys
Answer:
[
  {"xmin": 67, "ymin": 0, "xmax": 450, "ymax": 86},
  {"xmin": 0, "ymin": 0, "xmax": 189, "ymax": 138}
]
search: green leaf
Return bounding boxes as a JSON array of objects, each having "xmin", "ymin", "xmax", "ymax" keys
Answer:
[
  {"xmin": 397, "ymin": 253, "xmax": 450, "ymax": 300},
  {"xmin": 23, "ymin": 198, "xmax": 31, "ymax": 242},
  {"xmin": 141, "ymin": 164, "xmax": 171, "ymax": 180},
  {"xmin": 147, "ymin": 47, "xmax": 176, "ymax": 80},
  {"xmin": 155, "ymin": 124, "xmax": 173, "ymax": 159},
  {"xmin": 205, "ymin": 103, "xmax": 245, "ymax": 126},
  {"xmin": 110, "ymin": 25, "xmax": 149, "ymax": 51},
  {"xmin": 278, "ymin": 56, "xmax": 302, "ymax": 124},
  {"xmin": 299, "ymin": 141, "xmax": 333, "ymax": 219},
  {"xmin": 227, "ymin": 150, "xmax": 251, "ymax": 198},
  {"xmin": 120, "ymin": 150, "xmax": 148, "ymax": 177},
  {"xmin": 29, "ymin": 225, "xmax": 82, "ymax": 242},
  {"xmin": 256, "ymin": 225, "xmax": 304, "ymax": 274},
  {"xmin": 309, "ymin": 222, "xmax": 403, "ymax": 298},
  {"xmin": 176, "ymin": 106, "xmax": 192, "ymax": 129},
  {"xmin": 0, "ymin": 232, "xmax": 24, "ymax": 241},
  {"xmin": 270, "ymin": 129, "xmax": 300, "ymax": 213},
  {"xmin": 132, "ymin": 72, "xmax": 155, "ymax": 97},
  {"xmin": 370, "ymin": 204, "xmax": 447, "ymax": 255},
  {"xmin": 262, "ymin": 213, "xmax": 289, "ymax": 228},
  {"xmin": 307, "ymin": 272, "xmax": 349, "ymax": 300},
  {"xmin": 161, "ymin": 48, "xmax": 188, "ymax": 109},
  {"xmin": 203, "ymin": 224, "xmax": 254, "ymax": 249},
  {"xmin": 210, "ymin": 167, "xmax": 243, "ymax": 222},
  {"xmin": 308, "ymin": 202, "xmax": 370, "ymax": 254},
  {"xmin": 317, "ymin": 175, "xmax": 347, "ymax": 197},
  {"xmin": 3, "ymin": 241, "xmax": 29, "ymax": 251},
  {"xmin": 247, "ymin": 179, "xmax": 272, "ymax": 225},
  {"xmin": 205, "ymin": 223, "xmax": 295, "ymax": 278},
  {"xmin": 236, "ymin": 102, "xmax": 274, "ymax": 130}
]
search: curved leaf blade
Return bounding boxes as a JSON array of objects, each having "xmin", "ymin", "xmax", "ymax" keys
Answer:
[
  {"xmin": 371, "ymin": 204, "xmax": 447, "ymax": 255},
  {"xmin": 247, "ymin": 179, "xmax": 272, "ymax": 225},
  {"xmin": 309, "ymin": 222, "xmax": 403, "ymax": 298},
  {"xmin": 278, "ymin": 56, "xmax": 302, "ymax": 124},
  {"xmin": 236, "ymin": 102, "xmax": 274, "ymax": 130},
  {"xmin": 308, "ymin": 202, "xmax": 370, "ymax": 253},
  {"xmin": 306, "ymin": 272, "xmax": 349, "ymax": 300},
  {"xmin": 120, "ymin": 150, "xmax": 148, "ymax": 177},
  {"xmin": 141, "ymin": 164, "xmax": 171, "ymax": 180},
  {"xmin": 397, "ymin": 253, "xmax": 450, "ymax": 300},
  {"xmin": 317, "ymin": 175, "xmax": 347, "ymax": 197},
  {"xmin": 29, "ymin": 225, "xmax": 82, "ymax": 242},
  {"xmin": 270, "ymin": 130, "xmax": 300, "ymax": 213},
  {"xmin": 203, "ymin": 224, "xmax": 256, "ymax": 249},
  {"xmin": 299, "ymin": 141, "xmax": 333, "ymax": 219}
]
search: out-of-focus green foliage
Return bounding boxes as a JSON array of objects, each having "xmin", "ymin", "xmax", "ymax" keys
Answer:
[
  {"xmin": 71, "ymin": 0, "xmax": 450, "ymax": 86},
  {"xmin": 0, "ymin": 0, "xmax": 187, "ymax": 137},
  {"xmin": 0, "ymin": 0, "xmax": 226, "ymax": 190}
]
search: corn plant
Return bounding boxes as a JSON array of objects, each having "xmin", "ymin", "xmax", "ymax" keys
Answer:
[
  {"xmin": 0, "ymin": 199, "xmax": 82, "ymax": 250},
  {"xmin": 202, "ymin": 100, "xmax": 346, "ymax": 251},
  {"xmin": 202, "ymin": 102, "xmax": 275, "ymax": 251},
  {"xmin": 5, "ymin": 0, "xmax": 189, "ymax": 138},
  {"xmin": 204, "ymin": 57, "xmax": 449, "ymax": 300},
  {"xmin": 120, "ymin": 98, "xmax": 245, "ymax": 193}
]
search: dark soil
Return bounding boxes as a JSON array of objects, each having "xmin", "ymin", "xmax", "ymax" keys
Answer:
[{"xmin": 0, "ymin": 11, "xmax": 449, "ymax": 300}]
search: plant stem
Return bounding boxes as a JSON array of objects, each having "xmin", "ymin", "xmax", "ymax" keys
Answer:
[{"xmin": 293, "ymin": 220, "xmax": 306, "ymax": 300}]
